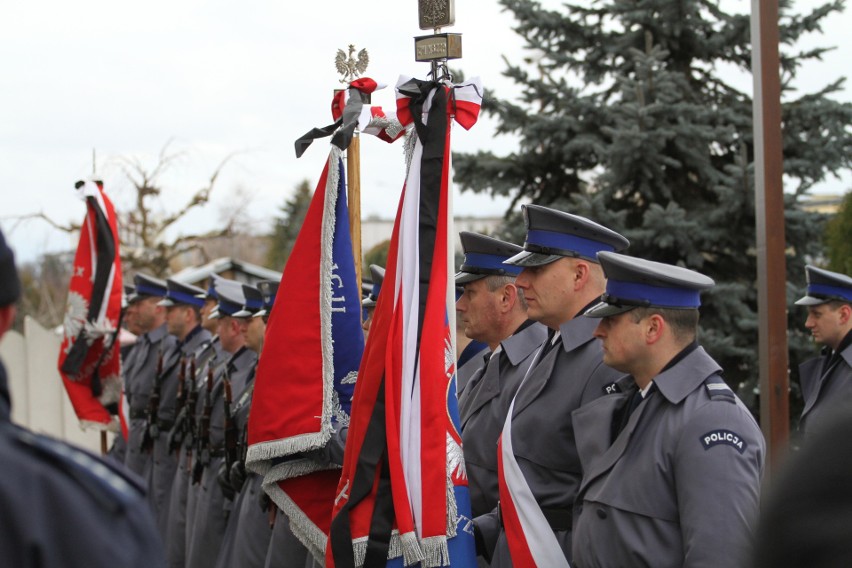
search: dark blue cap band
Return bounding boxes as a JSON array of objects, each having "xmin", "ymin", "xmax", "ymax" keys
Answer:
[
  {"xmin": 370, "ymin": 281, "xmax": 383, "ymax": 302},
  {"xmin": 526, "ymin": 229, "xmax": 616, "ymax": 260},
  {"xmin": 606, "ymin": 279, "xmax": 702, "ymax": 309},
  {"xmin": 217, "ymin": 297, "xmax": 244, "ymax": 316},
  {"xmin": 167, "ymin": 289, "xmax": 205, "ymax": 307},
  {"xmin": 809, "ymin": 283, "xmax": 852, "ymax": 302},
  {"xmin": 135, "ymin": 283, "xmax": 166, "ymax": 298},
  {"xmin": 462, "ymin": 252, "xmax": 522, "ymax": 276}
]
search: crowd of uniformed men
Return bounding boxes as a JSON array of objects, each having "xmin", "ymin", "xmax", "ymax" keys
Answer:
[{"xmin": 1, "ymin": 200, "xmax": 852, "ymax": 567}]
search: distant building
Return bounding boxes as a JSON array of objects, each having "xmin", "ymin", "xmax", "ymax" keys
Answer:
[
  {"xmin": 800, "ymin": 193, "xmax": 845, "ymax": 215},
  {"xmin": 171, "ymin": 257, "xmax": 282, "ymax": 287}
]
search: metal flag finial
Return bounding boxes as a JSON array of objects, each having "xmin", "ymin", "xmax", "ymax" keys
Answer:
[
  {"xmin": 335, "ymin": 44, "xmax": 370, "ymax": 84},
  {"xmin": 418, "ymin": 0, "xmax": 455, "ymax": 30}
]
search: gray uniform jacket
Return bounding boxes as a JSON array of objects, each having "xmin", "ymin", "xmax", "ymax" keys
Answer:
[
  {"xmin": 165, "ymin": 337, "xmax": 223, "ymax": 568},
  {"xmin": 185, "ymin": 346, "xmax": 257, "ymax": 568},
  {"xmin": 457, "ymin": 341, "xmax": 490, "ymax": 397},
  {"xmin": 214, "ymin": 372, "xmax": 272, "ymax": 568},
  {"xmin": 460, "ymin": 321, "xmax": 547, "ymax": 518},
  {"xmin": 125, "ymin": 324, "xmax": 177, "ymax": 476},
  {"xmin": 475, "ymin": 316, "xmax": 622, "ymax": 566},
  {"xmin": 798, "ymin": 335, "xmax": 852, "ymax": 439},
  {"xmin": 572, "ymin": 346, "xmax": 765, "ymax": 568},
  {"xmin": 148, "ymin": 326, "xmax": 212, "ymax": 537},
  {"xmin": 0, "ymin": 359, "xmax": 167, "ymax": 568}
]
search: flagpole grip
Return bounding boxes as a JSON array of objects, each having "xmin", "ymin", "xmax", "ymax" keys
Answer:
[{"xmin": 347, "ymin": 134, "xmax": 363, "ymax": 311}]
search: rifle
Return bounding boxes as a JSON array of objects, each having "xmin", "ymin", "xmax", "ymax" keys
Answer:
[
  {"xmin": 168, "ymin": 357, "xmax": 188, "ymax": 454},
  {"xmin": 193, "ymin": 366, "xmax": 214, "ymax": 485},
  {"xmin": 184, "ymin": 357, "xmax": 198, "ymax": 470},
  {"xmin": 223, "ymin": 375, "xmax": 238, "ymax": 475},
  {"xmin": 139, "ymin": 350, "xmax": 164, "ymax": 453}
]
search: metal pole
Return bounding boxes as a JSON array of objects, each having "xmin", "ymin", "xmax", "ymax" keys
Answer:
[{"xmin": 751, "ymin": 0, "xmax": 789, "ymax": 475}]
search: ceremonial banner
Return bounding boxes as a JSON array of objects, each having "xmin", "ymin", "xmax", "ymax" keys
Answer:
[
  {"xmin": 57, "ymin": 180, "xmax": 122, "ymax": 431},
  {"xmin": 328, "ymin": 76, "xmax": 482, "ymax": 568},
  {"xmin": 246, "ymin": 146, "xmax": 363, "ymax": 558}
]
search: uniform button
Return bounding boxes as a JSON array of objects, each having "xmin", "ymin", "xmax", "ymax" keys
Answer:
[{"xmin": 596, "ymin": 508, "xmax": 607, "ymax": 520}]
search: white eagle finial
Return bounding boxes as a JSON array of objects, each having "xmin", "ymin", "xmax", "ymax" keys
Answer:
[{"xmin": 335, "ymin": 44, "xmax": 369, "ymax": 84}]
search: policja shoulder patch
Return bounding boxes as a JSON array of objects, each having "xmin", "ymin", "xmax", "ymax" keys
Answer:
[{"xmin": 700, "ymin": 429, "xmax": 747, "ymax": 454}]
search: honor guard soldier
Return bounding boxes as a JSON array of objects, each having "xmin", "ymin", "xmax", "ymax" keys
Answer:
[
  {"xmin": 455, "ymin": 232, "xmax": 547, "ymax": 522},
  {"xmin": 215, "ymin": 282, "xmax": 271, "ymax": 568},
  {"xmin": 185, "ymin": 279, "xmax": 257, "ymax": 568},
  {"xmin": 794, "ymin": 265, "xmax": 852, "ymax": 439},
  {"xmin": 361, "ymin": 264, "xmax": 384, "ymax": 340},
  {"xmin": 124, "ymin": 274, "xmax": 177, "ymax": 478},
  {"xmin": 572, "ymin": 252, "xmax": 765, "ymax": 568},
  {"xmin": 473, "ymin": 205, "xmax": 628, "ymax": 567},
  {"xmin": 147, "ymin": 279, "xmax": 212, "ymax": 538},
  {"xmin": 166, "ymin": 275, "xmax": 230, "ymax": 568},
  {"xmin": 0, "ymin": 229, "xmax": 167, "ymax": 567}
]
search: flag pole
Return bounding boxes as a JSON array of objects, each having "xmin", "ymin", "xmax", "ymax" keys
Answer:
[
  {"xmin": 751, "ymin": 0, "xmax": 789, "ymax": 476},
  {"xmin": 335, "ymin": 45, "xmax": 369, "ymax": 309}
]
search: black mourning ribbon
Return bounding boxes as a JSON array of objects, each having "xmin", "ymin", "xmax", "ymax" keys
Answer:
[{"xmin": 294, "ymin": 88, "xmax": 372, "ymax": 158}]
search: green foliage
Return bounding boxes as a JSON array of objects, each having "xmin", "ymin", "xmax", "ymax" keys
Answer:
[
  {"xmin": 825, "ymin": 191, "xmax": 852, "ymax": 275},
  {"xmin": 364, "ymin": 239, "xmax": 390, "ymax": 270},
  {"xmin": 454, "ymin": 0, "xmax": 852, "ymax": 417},
  {"xmin": 266, "ymin": 180, "xmax": 313, "ymax": 270}
]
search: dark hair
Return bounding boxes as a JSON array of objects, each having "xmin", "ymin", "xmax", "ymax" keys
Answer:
[
  {"xmin": 630, "ymin": 307, "xmax": 699, "ymax": 343},
  {"xmin": 0, "ymin": 230, "xmax": 21, "ymax": 307}
]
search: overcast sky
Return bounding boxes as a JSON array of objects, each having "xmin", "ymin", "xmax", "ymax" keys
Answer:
[{"xmin": 1, "ymin": 1, "xmax": 850, "ymax": 263}]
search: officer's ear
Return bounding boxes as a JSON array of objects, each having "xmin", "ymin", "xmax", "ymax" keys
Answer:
[
  {"xmin": 0, "ymin": 304, "xmax": 16, "ymax": 340},
  {"xmin": 644, "ymin": 313, "xmax": 666, "ymax": 345},
  {"xmin": 839, "ymin": 303, "xmax": 852, "ymax": 326}
]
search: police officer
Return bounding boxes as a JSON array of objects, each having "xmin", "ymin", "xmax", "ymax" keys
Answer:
[
  {"xmin": 0, "ymin": 229, "xmax": 167, "ymax": 567},
  {"xmin": 473, "ymin": 205, "xmax": 628, "ymax": 566},
  {"xmin": 148, "ymin": 279, "xmax": 213, "ymax": 538},
  {"xmin": 215, "ymin": 282, "xmax": 271, "ymax": 568},
  {"xmin": 455, "ymin": 232, "xmax": 547, "ymax": 521},
  {"xmin": 125, "ymin": 274, "xmax": 177, "ymax": 477},
  {"xmin": 185, "ymin": 279, "xmax": 257, "ymax": 568},
  {"xmin": 166, "ymin": 276, "xmax": 229, "ymax": 568},
  {"xmin": 794, "ymin": 265, "xmax": 852, "ymax": 439},
  {"xmin": 572, "ymin": 252, "xmax": 765, "ymax": 567}
]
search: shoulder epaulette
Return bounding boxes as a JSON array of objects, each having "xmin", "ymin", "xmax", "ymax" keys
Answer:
[
  {"xmin": 10, "ymin": 426, "xmax": 144, "ymax": 512},
  {"xmin": 704, "ymin": 375, "xmax": 736, "ymax": 403}
]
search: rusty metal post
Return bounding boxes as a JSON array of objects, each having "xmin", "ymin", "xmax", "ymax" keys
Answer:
[{"xmin": 751, "ymin": 0, "xmax": 789, "ymax": 475}]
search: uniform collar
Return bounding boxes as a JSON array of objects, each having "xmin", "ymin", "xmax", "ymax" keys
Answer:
[
  {"xmin": 557, "ymin": 314, "xmax": 599, "ymax": 353},
  {"xmin": 144, "ymin": 322, "xmax": 169, "ymax": 344},
  {"xmin": 652, "ymin": 345, "xmax": 722, "ymax": 405},
  {"xmin": 502, "ymin": 320, "xmax": 547, "ymax": 366},
  {"xmin": 0, "ymin": 360, "xmax": 10, "ymax": 423}
]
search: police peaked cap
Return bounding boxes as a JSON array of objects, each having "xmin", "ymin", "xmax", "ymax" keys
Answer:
[
  {"xmin": 254, "ymin": 280, "xmax": 280, "ymax": 317},
  {"xmin": 158, "ymin": 279, "xmax": 206, "ymax": 308},
  {"xmin": 209, "ymin": 278, "xmax": 247, "ymax": 319},
  {"xmin": 585, "ymin": 252, "xmax": 715, "ymax": 318},
  {"xmin": 504, "ymin": 204, "xmax": 629, "ymax": 267},
  {"xmin": 795, "ymin": 265, "xmax": 852, "ymax": 306},
  {"xmin": 455, "ymin": 232, "xmax": 523, "ymax": 284},
  {"xmin": 362, "ymin": 265, "xmax": 386, "ymax": 308},
  {"xmin": 0, "ymin": 229, "xmax": 21, "ymax": 307},
  {"xmin": 232, "ymin": 284, "xmax": 263, "ymax": 318},
  {"xmin": 132, "ymin": 274, "xmax": 168, "ymax": 300}
]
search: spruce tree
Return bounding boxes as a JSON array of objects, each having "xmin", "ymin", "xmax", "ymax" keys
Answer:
[
  {"xmin": 266, "ymin": 180, "xmax": 313, "ymax": 270},
  {"xmin": 455, "ymin": 0, "xmax": 852, "ymax": 415}
]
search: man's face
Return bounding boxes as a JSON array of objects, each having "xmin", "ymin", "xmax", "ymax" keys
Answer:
[
  {"xmin": 134, "ymin": 296, "xmax": 162, "ymax": 333},
  {"xmin": 166, "ymin": 305, "xmax": 190, "ymax": 340},
  {"xmin": 593, "ymin": 311, "xmax": 646, "ymax": 375},
  {"xmin": 200, "ymin": 298, "xmax": 217, "ymax": 333},
  {"xmin": 455, "ymin": 278, "xmax": 502, "ymax": 345},
  {"xmin": 805, "ymin": 303, "xmax": 849, "ymax": 350},
  {"xmin": 245, "ymin": 316, "xmax": 266, "ymax": 353},
  {"xmin": 124, "ymin": 301, "xmax": 144, "ymax": 335},
  {"xmin": 514, "ymin": 257, "xmax": 575, "ymax": 329}
]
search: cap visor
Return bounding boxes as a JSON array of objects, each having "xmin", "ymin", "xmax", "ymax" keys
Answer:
[
  {"xmin": 504, "ymin": 250, "xmax": 563, "ymax": 267},
  {"xmin": 208, "ymin": 308, "xmax": 222, "ymax": 319},
  {"xmin": 583, "ymin": 301, "xmax": 635, "ymax": 318},
  {"xmin": 158, "ymin": 298, "xmax": 175, "ymax": 307},
  {"xmin": 362, "ymin": 298, "xmax": 377, "ymax": 308},
  {"xmin": 455, "ymin": 271, "xmax": 486, "ymax": 285},
  {"xmin": 253, "ymin": 309, "xmax": 267, "ymax": 318},
  {"xmin": 794, "ymin": 295, "xmax": 828, "ymax": 306},
  {"xmin": 232, "ymin": 309, "xmax": 253, "ymax": 318}
]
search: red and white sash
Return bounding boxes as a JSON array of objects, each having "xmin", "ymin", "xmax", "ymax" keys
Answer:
[{"xmin": 496, "ymin": 344, "xmax": 570, "ymax": 567}]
